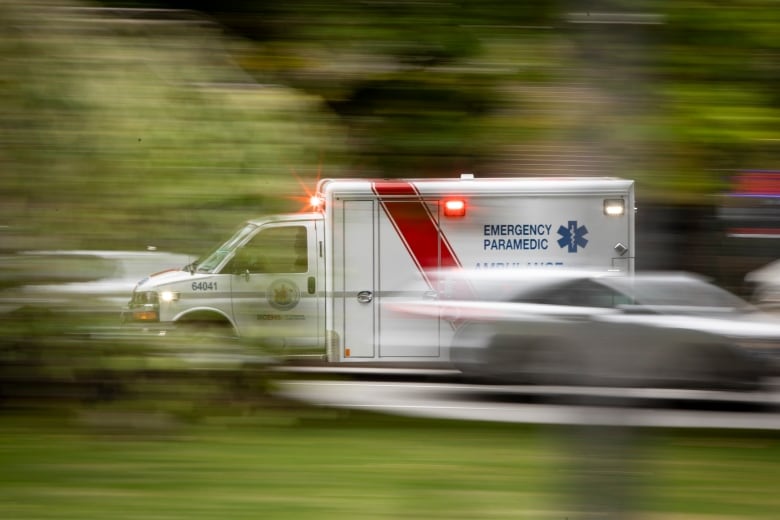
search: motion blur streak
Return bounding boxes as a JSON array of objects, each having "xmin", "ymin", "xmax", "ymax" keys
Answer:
[
  {"xmin": 0, "ymin": 1, "xmax": 346, "ymax": 253},
  {"xmin": 1, "ymin": 1, "xmax": 778, "ymax": 519}
]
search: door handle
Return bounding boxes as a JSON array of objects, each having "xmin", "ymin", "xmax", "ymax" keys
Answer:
[{"xmin": 357, "ymin": 290, "xmax": 373, "ymax": 303}]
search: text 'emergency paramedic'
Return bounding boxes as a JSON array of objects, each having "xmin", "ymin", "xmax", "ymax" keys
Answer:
[{"xmin": 483, "ymin": 224, "xmax": 551, "ymax": 251}]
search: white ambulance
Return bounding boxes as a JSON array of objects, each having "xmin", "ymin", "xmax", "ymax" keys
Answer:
[{"xmin": 124, "ymin": 175, "xmax": 635, "ymax": 362}]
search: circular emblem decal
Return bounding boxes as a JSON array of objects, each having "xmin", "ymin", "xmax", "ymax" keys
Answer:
[{"xmin": 267, "ymin": 279, "xmax": 301, "ymax": 311}]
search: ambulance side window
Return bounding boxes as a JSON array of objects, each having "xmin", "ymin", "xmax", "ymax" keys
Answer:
[{"xmin": 229, "ymin": 226, "xmax": 308, "ymax": 274}]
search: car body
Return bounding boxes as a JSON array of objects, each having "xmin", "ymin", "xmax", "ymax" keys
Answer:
[
  {"xmin": 393, "ymin": 269, "xmax": 780, "ymax": 389},
  {"xmin": 0, "ymin": 250, "xmax": 191, "ymax": 317}
]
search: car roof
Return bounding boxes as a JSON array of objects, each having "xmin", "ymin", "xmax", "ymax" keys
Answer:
[
  {"xmin": 427, "ymin": 268, "xmax": 623, "ymax": 300},
  {"xmin": 432, "ymin": 267, "xmax": 622, "ymax": 289},
  {"xmin": 429, "ymin": 268, "xmax": 733, "ymax": 303}
]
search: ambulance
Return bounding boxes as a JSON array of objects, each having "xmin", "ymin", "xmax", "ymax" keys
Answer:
[{"xmin": 124, "ymin": 175, "xmax": 635, "ymax": 362}]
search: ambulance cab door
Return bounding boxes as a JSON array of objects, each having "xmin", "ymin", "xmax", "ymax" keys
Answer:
[{"xmin": 227, "ymin": 221, "xmax": 321, "ymax": 353}]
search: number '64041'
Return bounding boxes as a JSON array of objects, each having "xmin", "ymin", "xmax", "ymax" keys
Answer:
[{"xmin": 192, "ymin": 281, "xmax": 217, "ymax": 291}]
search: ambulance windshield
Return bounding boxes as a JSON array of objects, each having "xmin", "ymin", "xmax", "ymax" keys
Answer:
[{"xmin": 194, "ymin": 223, "xmax": 258, "ymax": 273}]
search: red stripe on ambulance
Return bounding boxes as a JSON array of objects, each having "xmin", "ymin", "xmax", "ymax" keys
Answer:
[{"xmin": 372, "ymin": 181, "xmax": 462, "ymax": 284}]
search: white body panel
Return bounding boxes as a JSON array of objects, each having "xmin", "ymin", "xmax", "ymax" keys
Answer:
[
  {"xmin": 321, "ymin": 177, "xmax": 634, "ymax": 362},
  {"xmin": 129, "ymin": 177, "xmax": 635, "ymax": 363}
]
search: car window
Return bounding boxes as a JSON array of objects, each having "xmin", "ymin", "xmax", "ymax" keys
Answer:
[
  {"xmin": 605, "ymin": 277, "xmax": 750, "ymax": 310},
  {"xmin": 227, "ymin": 226, "xmax": 308, "ymax": 274},
  {"xmin": 514, "ymin": 279, "xmax": 632, "ymax": 308},
  {"xmin": 196, "ymin": 223, "xmax": 257, "ymax": 273}
]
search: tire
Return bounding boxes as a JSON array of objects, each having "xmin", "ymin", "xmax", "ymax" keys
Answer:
[
  {"xmin": 667, "ymin": 343, "xmax": 761, "ymax": 390},
  {"xmin": 173, "ymin": 318, "xmax": 236, "ymax": 345},
  {"xmin": 482, "ymin": 335, "xmax": 578, "ymax": 385}
]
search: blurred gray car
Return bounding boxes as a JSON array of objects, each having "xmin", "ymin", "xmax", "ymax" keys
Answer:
[
  {"xmin": 0, "ymin": 250, "xmax": 190, "ymax": 317},
  {"xmin": 403, "ymin": 269, "xmax": 780, "ymax": 389}
]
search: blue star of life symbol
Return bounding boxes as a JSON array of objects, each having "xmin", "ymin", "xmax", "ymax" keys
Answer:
[{"xmin": 557, "ymin": 220, "xmax": 588, "ymax": 253}]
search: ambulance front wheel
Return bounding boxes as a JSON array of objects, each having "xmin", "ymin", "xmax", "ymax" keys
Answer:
[{"xmin": 173, "ymin": 313, "xmax": 237, "ymax": 343}]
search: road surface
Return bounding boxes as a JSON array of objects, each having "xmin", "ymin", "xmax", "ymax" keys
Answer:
[{"xmin": 275, "ymin": 368, "xmax": 780, "ymax": 430}]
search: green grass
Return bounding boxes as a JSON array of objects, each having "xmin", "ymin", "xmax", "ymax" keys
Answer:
[{"xmin": 0, "ymin": 408, "xmax": 778, "ymax": 519}]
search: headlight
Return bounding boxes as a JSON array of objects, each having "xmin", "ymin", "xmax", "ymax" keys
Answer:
[{"xmin": 160, "ymin": 290, "xmax": 179, "ymax": 302}]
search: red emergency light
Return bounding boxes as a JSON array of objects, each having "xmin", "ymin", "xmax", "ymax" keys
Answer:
[{"xmin": 443, "ymin": 199, "xmax": 466, "ymax": 217}]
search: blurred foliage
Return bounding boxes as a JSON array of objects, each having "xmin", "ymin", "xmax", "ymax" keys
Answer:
[
  {"xmin": 0, "ymin": 253, "xmax": 114, "ymax": 290},
  {"xmin": 0, "ymin": 0, "xmax": 778, "ymax": 251},
  {"xmin": 0, "ymin": 1, "xmax": 348, "ymax": 253},
  {"xmin": 1, "ymin": 7, "xmax": 777, "ymax": 517},
  {"xmin": 0, "ymin": 305, "xmax": 274, "ymax": 415}
]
